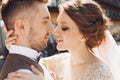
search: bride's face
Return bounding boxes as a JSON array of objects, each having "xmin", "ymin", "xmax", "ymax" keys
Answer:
[{"xmin": 54, "ymin": 10, "xmax": 83, "ymax": 50}]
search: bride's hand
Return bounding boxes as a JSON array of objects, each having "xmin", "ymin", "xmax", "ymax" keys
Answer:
[
  {"xmin": 4, "ymin": 65, "xmax": 44, "ymax": 80},
  {"xmin": 5, "ymin": 30, "xmax": 17, "ymax": 51}
]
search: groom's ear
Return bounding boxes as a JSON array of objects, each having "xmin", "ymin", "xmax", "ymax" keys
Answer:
[{"xmin": 14, "ymin": 19, "xmax": 25, "ymax": 35}]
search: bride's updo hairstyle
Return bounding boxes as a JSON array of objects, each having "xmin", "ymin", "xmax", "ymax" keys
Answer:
[{"xmin": 60, "ymin": 0, "xmax": 109, "ymax": 51}]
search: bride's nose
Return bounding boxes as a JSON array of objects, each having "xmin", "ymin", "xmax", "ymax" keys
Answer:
[{"xmin": 54, "ymin": 26, "xmax": 61, "ymax": 36}]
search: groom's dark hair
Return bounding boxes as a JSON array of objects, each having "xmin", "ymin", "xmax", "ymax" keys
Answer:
[{"xmin": 1, "ymin": 0, "xmax": 48, "ymax": 30}]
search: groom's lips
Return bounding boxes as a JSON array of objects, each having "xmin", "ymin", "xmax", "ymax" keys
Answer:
[
  {"xmin": 45, "ymin": 36, "xmax": 49, "ymax": 38},
  {"xmin": 45, "ymin": 33, "xmax": 49, "ymax": 39}
]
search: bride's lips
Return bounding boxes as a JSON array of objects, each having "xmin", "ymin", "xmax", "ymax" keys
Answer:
[{"xmin": 56, "ymin": 39, "xmax": 63, "ymax": 43}]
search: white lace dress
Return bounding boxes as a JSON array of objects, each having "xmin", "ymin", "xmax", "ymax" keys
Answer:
[{"xmin": 40, "ymin": 53, "xmax": 113, "ymax": 80}]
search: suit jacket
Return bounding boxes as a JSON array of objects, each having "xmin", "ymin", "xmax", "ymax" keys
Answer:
[{"xmin": 0, "ymin": 54, "xmax": 44, "ymax": 80}]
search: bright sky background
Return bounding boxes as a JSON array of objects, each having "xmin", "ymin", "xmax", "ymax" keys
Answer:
[
  {"xmin": 0, "ymin": 20, "xmax": 4, "ymax": 27},
  {"xmin": 2, "ymin": 0, "xmax": 8, "ymax": 3}
]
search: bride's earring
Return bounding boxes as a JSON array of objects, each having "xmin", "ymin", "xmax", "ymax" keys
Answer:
[
  {"xmin": 80, "ymin": 36, "xmax": 84, "ymax": 42},
  {"xmin": 80, "ymin": 36, "xmax": 88, "ymax": 42}
]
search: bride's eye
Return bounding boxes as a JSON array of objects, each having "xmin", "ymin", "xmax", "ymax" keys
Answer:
[{"xmin": 62, "ymin": 27, "xmax": 69, "ymax": 31}]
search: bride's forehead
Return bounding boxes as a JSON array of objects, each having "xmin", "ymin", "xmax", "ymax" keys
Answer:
[{"xmin": 57, "ymin": 11, "xmax": 70, "ymax": 22}]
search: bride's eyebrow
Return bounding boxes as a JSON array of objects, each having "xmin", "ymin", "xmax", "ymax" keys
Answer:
[
  {"xmin": 42, "ymin": 16, "xmax": 50, "ymax": 20},
  {"xmin": 59, "ymin": 21, "xmax": 69, "ymax": 25}
]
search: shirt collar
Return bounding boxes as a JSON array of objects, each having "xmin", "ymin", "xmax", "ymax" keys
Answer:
[{"xmin": 9, "ymin": 45, "xmax": 41, "ymax": 61}]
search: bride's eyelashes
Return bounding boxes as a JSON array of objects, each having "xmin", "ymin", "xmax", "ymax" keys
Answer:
[{"xmin": 61, "ymin": 26, "xmax": 69, "ymax": 31}]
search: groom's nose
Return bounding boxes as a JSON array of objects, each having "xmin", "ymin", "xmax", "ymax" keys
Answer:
[{"xmin": 48, "ymin": 23, "xmax": 54, "ymax": 34}]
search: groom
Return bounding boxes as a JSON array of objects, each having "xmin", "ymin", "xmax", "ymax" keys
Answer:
[{"xmin": 0, "ymin": 0, "xmax": 53, "ymax": 80}]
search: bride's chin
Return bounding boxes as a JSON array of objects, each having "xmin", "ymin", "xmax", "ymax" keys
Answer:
[{"xmin": 57, "ymin": 46, "xmax": 66, "ymax": 51}]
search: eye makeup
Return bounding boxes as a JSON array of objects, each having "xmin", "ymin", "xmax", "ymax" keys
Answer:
[{"xmin": 61, "ymin": 26, "xmax": 69, "ymax": 31}]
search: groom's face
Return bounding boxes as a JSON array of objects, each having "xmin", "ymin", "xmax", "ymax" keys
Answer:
[{"xmin": 27, "ymin": 3, "xmax": 53, "ymax": 51}]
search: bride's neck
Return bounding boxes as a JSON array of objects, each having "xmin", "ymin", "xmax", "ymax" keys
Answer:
[{"xmin": 69, "ymin": 46, "xmax": 96, "ymax": 65}]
